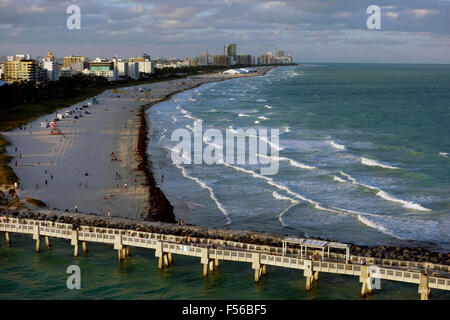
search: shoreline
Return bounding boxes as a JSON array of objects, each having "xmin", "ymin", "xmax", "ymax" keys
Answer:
[
  {"xmin": 136, "ymin": 67, "xmax": 275, "ymax": 223},
  {"xmin": 0, "ymin": 67, "xmax": 274, "ymax": 222}
]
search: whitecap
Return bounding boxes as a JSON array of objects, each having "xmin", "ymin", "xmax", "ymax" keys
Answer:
[
  {"xmin": 329, "ymin": 141, "xmax": 346, "ymax": 150},
  {"xmin": 257, "ymin": 154, "xmax": 316, "ymax": 170},
  {"xmin": 360, "ymin": 157, "xmax": 399, "ymax": 170},
  {"xmin": 166, "ymin": 146, "xmax": 231, "ymax": 224},
  {"xmin": 338, "ymin": 171, "xmax": 431, "ymax": 211}
]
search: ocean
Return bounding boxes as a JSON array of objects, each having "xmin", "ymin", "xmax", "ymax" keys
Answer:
[
  {"xmin": 1, "ymin": 64, "xmax": 449, "ymax": 300},
  {"xmin": 148, "ymin": 64, "xmax": 450, "ymax": 250}
]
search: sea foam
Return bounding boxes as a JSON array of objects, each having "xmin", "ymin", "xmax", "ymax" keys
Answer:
[
  {"xmin": 360, "ymin": 157, "xmax": 399, "ymax": 170},
  {"xmin": 337, "ymin": 171, "xmax": 431, "ymax": 212}
]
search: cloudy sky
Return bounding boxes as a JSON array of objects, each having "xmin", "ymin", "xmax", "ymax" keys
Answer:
[{"xmin": 1, "ymin": 0, "xmax": 449, "ymax": 63}]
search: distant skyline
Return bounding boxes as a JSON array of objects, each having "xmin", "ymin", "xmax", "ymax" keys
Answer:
[{"xmin": 1, "ymin": 0, "xmax": 449, "ymax": 63}]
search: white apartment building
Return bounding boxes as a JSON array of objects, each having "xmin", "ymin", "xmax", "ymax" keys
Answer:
[
  {"xmin": 138, "ymin": 61, "xmax": 154, "ymax": 75},
  {"xmin": 42, "ymin": 57, "xmax": 59, "ymax": 81},
  {"xmin": 127, "ymin": 62, "xmax": 139, "ymax": 80}
]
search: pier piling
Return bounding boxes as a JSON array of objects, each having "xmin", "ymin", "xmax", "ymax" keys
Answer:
[
  {"xmin": 82, "ymin": 241, "xmax": 87, "ymax": 254},
  {"xmin": 359, "ymin": 266, "xmax": 373, "ymax": 298},
  {"xmin": 214, "ymin": 258, "xmax": 220, "ymax": 269},
  {"xmin": 419, "ymin": 275, "xmax": 431, "ymax": 300},
  {"xmin": 35, "ymin": 237, "xmax": 40, "ymax": 253},
  {"xmin": 45, "ymin": 236, "xmax": 51, "ymax": 249},
  {"xmin": 304, "ymin": 260, "xmax": 314, "ymax": 291},
  {"xmin": 202, "ymin": 263, "xmax": 208, "ymax": 277},
  {"xmin": 5, "ymin": 232, "xmax": 11, "ymax": 247}
]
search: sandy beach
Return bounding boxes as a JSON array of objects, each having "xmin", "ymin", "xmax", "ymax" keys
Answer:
[{"xmin": 1, "ymin": 68, "xmax": 271, "ymax": 220}]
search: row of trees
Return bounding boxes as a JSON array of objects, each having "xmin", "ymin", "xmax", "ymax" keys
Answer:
[
  {"xmin": 0, "ymin": 65, "xmax": 228, "ymax": 112},
  {"xmin": 0, "ymin": 75, "xmax": 111, "ymax": 111}
]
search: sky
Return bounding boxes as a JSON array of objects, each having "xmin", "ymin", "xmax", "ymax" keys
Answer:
[{"xmin": 0, "ymin": 0, "xmax": 449, "ymax": 63}]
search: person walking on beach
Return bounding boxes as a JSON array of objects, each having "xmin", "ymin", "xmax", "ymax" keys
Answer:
[
  {"xmin": 74, "ymin": 205, "xmax": 78, "ymax": 213},
  {"xmin": 124, "ymin": 183, "xmax": 127, "ymax": 191},
  {"xmin": 45, "ymin": 180, "xmax": 48, "ymax": 186},
  {"xmin": 161, "ymin": 174, "xmax": 164, "ymax": 183},
  {"xmin": 50, "ymin": 175, "xmax": 53, "ymax": 180},
  {"xmin": 108, "ymin": 209, "xmax": 111, "ymax": 219},
  {"xmin": 15, "ymin": 147, "xmax": 17, "ymax": 152}
]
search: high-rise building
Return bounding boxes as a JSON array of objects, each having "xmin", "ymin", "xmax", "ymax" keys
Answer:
[
  {"xmin": 214, "ymin": 55, "xmax": 231, "ymax": 67},
  {"xmin": 64, "ymin": 55, "xmax": 87, "ymax": 69},
  {"xmin": 42, "ymin": 50, "xmax": 59, "ymax": 81},
  {"xmin": 3, "ymin": 56, "xmax": 43, "ymax": 83},
  {"xmin": 138, "ymin": 61, "xmax": 154, "ymax": 75},
  {"xmin": 236, "ymin": 54, "xmax": 252, "ymax": 66},
  {"xmin": 127, "ymin": 62, "xmax": 139, "ymax": 79},
  {"xmin": 224, "ymin": 43, "xmax": 237, "ymax": 60},
  {"xmin": 116, "ymin": 61, "xmax": 128, "ymax": 78}
]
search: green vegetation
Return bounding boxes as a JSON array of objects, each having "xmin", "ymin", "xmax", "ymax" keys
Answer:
[{"xmin": 25, "ymin": 198, "xmax": 47, "ymax": 208}]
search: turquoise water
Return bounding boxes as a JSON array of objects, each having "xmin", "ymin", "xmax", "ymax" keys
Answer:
[
  {"xmin": 1, "ymin": 64, "xmax": 449, "ymax": 300},
  {"xmin": 149, "ymin": 64, "xmax": 450, "ymax": 250},
  {"xmin": 0, "ymin": 235, "xmax": 449, "ymax": 299}
]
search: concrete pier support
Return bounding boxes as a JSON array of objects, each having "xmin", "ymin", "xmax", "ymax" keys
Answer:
[
  {"xmin": 45, "ymin": 236, "xmax": 51, "ymax": 249},
  {"xmin": 252, "ymin": 253, "xmax": 265, "ymax": 283},
  {"xmin": 122, "ymin": 248, "xmax": 127, "ymax": 260},
  {"xmin": 32, "ymin": 225, "xmax": 40, "ymax": 253},
  {"xmin": 71, "ymin": 230, "xmax": 79, "ymax": 257},
  {"xmin": 254, "ymin": 266, "xmax": 262, "ymax": 282},
  {"xmin": 202, "ymin": 263, "xmax": 208, "ymax": 277},
  {"xmin": 359, "ymin": 266, "xmax": 373, "ymax": 298},
  {"xmin": 209, "ymin": 259, "xmax": 214, "ymax": 272},
  {"xmin": 261, "ymin": 264, "xmax": 267, "ymax": 276},
  {"xmin": 214, "ymin": 258, "xmax": 220, "ymax": 269},
  {"xmin": 201, "ymin": 247, "xmax": 210, "ymax": 277},
  {"xmin": 117, "ymin": 249, "xmax": 124, "ymax": 262},
  {"xmin": 304, "ymin": 260, "xmax": 314, "ymax": 291},
  {"xmin": 419, "ymin": 275, "xmax": 431, "ymax": 300},
  {"xmin": 313, "ymin": 270, "xmax": 319, "ymax": 281},
  {"xmin": 35, "ymin": 237, "xmax": 41, "ymax": 253},
  {"xmin": 163, "ymin": 253, "xmax": 169, "ymax": 266},
  {"xmin": 5, "ymin": 232, "xmax": 11, "ymax": 247},
  {"xmin": 168, "ymin": 252, "xmax": 172, "ymax": 265},
  {"xmin": 305, "ymin": 276, "xmax": 313, "ymax": 291},
  {"xmin": 82, "ymin": 241, "xmax": 87, "ymax": 254},
  {"xmin": 126, "ymin": 246, "xmax": 131, "ymax": 257},
  {"xmin": 158, "ymin": 256, "xmax": 163, "ymax": 270}
]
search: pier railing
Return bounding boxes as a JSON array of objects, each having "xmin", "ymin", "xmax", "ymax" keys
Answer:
[{"xmin": 1, "ymin": 216, "xmax": 448, "ymax": 299}]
